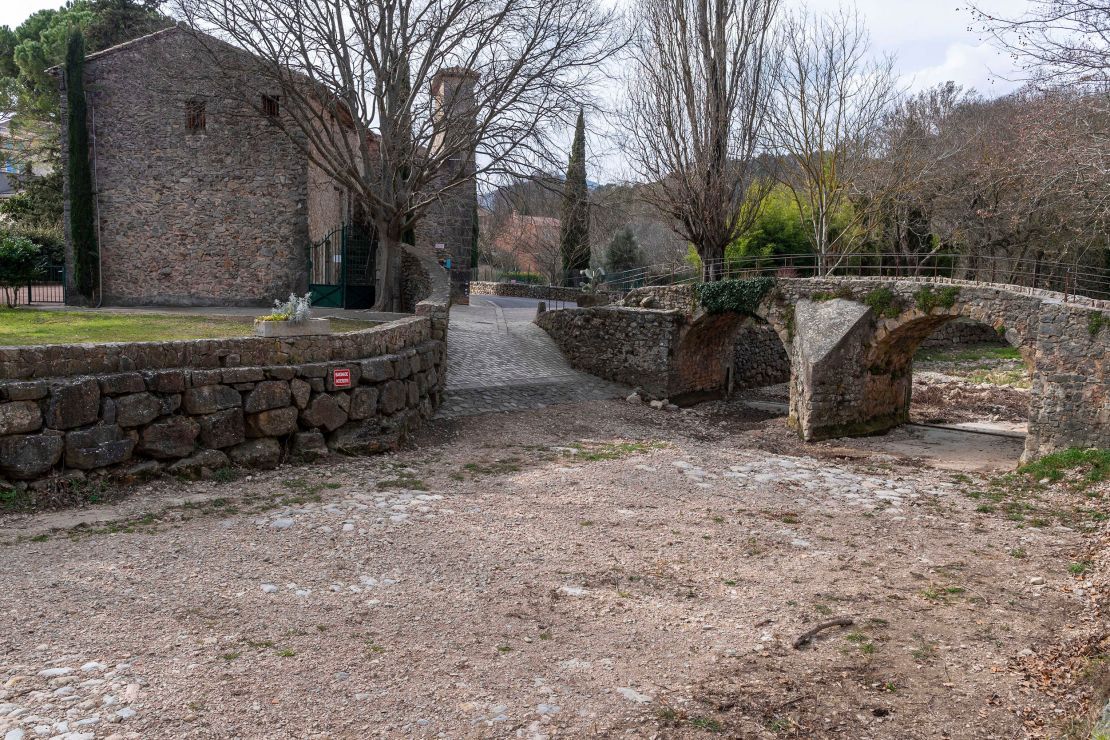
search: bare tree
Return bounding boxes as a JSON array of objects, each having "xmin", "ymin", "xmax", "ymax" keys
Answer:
[
  {"xmin": 616, "ymin": 0, "xmax": 779, "ymax": 282},
  {"xmin": 971, "ymin": 0, "xmax": 1110, "ymax": 88},
  {"xmin": 769, "ymin": 6, "xmax": 899, "ymax": 273},
  {"xmin": 171, "ymin": 0, "xmax": 623, "ymax": 310}
]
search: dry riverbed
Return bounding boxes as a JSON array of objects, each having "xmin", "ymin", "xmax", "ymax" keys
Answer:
[{"xmin": 1, "ymin": 400, "xmax": 1107, "ymax": 739}]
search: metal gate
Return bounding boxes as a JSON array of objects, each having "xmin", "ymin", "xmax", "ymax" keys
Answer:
[{"xmin": 308, "ymin": 224, "xmax": 376, "ymax": 309}]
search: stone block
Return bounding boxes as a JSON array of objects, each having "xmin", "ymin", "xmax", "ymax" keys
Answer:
[
  {"xmin": 0, "ymin": 400, "xmax": 42, "ymax": 435},
  {"xmin": 290, "ymin": 378, "xmax": 311, "ymax": 409},
  {"xmin": 115, "ymin": 392, "xmax": 163, "ymax": 427},
  {"xmin": 300, "ymin": 394, "xmax": 348, "ymax": 432},
  {"xmin": 0, "ymin": 431, "xmax": 63, "ymax": 480},
  {"xmin": 138, "ymin": 416, "xmax": 200, "ymax": 459},
  {"xmin": 2, "ymin": 381, "xmax": 47, "ymax": 401},
  {"xmin": 100, "ymin": 397, "xmax": 117, "ymax": 425},
  {"xmin": 167, "ymin": 449, "xmax": 230, "ymax": 479},
  {"xmin": 291, "ymin": 431, "xmax": 329, "ymax": 461},
  {"xmin": 64, "ymin": 424, "xmax": 135, "ymax": 470},
  {"xmin": 246, "ymin": 406, "xmax": 299, "ymax": 437},
  {"xmin": 189, "ymin": 369, "xmax": 224, "ymax": 387},
  {"xmin": 244, "ymin": 380, "xmax": 291, "ymax": 413},
  {"xmin": 45, "ymin": 378, "xmax": 100, "ymax": 430},
  {"xmin": 334, "ymin": 392, "xmax": 351, "ymax": 413},
  {"xmin": 267, "ymin": 366, "xmax": 295, "ymax": 381},
  {"xmin": 116, "ymin": 459, "xmax": 162, "ymax": 483},
  {"xmin": 407, "ymin": 380, "xmax": 420, "ymax": 406},
  {"xmin": 229, "ymin": 438, "xmax": 282, "ymax": 469},
  {"xmin": 222, "ymin": 367, "xmax": 265, "ymax": 384},
  {"xmin": 98, "ymin": 373, "xmax": 145, "ymax": 396},
  {"xmin": 308, "ymin": 378, "xmax": 325, "ymax": 393},
  {"xmin": 144, "ymin": 370, "xmax": 186, "ymax": 393},
  {"xmin": 183, "ymin": 385, "xmax": 242, "ymax": 415},
  {"xmin": 360, "ymin": 356, "xmax": 395, "ymax": 383},
  {"xmin": 379, "ymin": 380, "xmax": 407, "ymax": 414},
  {"xmin": 199, "ymin": 408, "xmax": 245, "ymax": 449},
  {"xmin": 348, "ymin": 387, "xmax": 379, "ymax": 420},
  {"xmin": 328, "ymin": 420, "xmax": 399, "ymax": 456}
]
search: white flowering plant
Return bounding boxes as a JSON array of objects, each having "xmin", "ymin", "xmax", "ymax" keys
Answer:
[{"xmin": 257, "ymin": 292, "xmax": 313, "ymax": 323}]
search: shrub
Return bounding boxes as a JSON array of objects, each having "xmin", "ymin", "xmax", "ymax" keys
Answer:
[
  {"xmin": 864, "ymin": 287, "xmax": 901, "ymax": 318},
  {"xmin": 914, "ymin": 285, "xmax": 960, "ymax": 312},
  {"xmin": 500, "ymin": 271, "xmax": 544, "ymax": 285},
  {"xmin": 696, "ymin": 277, "xmax": 776, "ymax": 316},
  {"xmin": 1089, "ymin": 312, "xmax": 1106, "ymax": 338},
  {"xmin": 0, "ymin": 234, "xmax": 43, "ymax": 307},
  {"xmin": 7, "ymin": 224, "xmax": 64, "ymax": 264}
]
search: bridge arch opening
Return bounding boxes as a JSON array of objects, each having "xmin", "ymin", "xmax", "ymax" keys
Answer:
[{"xmin": 873, "ymin": 310, "xmax": 1033, "ymax": 430}]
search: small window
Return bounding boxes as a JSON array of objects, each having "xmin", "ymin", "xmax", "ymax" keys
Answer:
[
  {"xmin": 186, "ymin": 100, "xmax": 206, "ymax": 132},
  {"xmin": 262, "ymin": 95, "xmax": 280, "ymax": 118}
]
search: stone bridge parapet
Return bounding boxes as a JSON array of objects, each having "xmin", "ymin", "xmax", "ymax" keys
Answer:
[{"xmin": 541, "ymin": 277, "xmax": 1110, "ymax": 460}]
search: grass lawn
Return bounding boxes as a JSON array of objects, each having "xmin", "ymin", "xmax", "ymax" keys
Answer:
[
  {"xmin": 0, "ymin": 309, "xmax": 378, "ymax": 346},
  {"xmin": 915, "ymin": 343, "xmax": 1022, "ymax": 363}
]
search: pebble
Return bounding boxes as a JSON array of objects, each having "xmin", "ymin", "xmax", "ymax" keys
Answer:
[
  {"xmin": 37, "ymin": 669, "xmax": 72, "ymax": 679},
  {"xmin": 5, "ymin": 729, "xmax": 25, "ymax": 740},
  {"xmin": 260, "ymin": 584, "xmax": 279, "ymax": 594},
  {"xmin": 1029, "ymin": 576, "xmax": 1045, "ymax": 585},
  {"xmin": 270, "ymin": 518, "xmax": 295, "ymax": 529}
]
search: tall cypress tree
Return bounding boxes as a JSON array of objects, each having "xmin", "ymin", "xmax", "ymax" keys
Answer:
[
  {"xmin": 559, "ymin": 110, "xmax": 590, "ymax": 284},
  {"xmin": 66, "ymin": 28, "xmax": 98, "ymax": 300}
]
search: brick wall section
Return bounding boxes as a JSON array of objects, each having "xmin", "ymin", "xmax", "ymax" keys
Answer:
[
  {"xmin": 63, "ymin": 28, "xmax": 314, "ymax": 306},
  {"xmin": 0, "ymin": 327, "xmax": 446, "ymax": 485},
  {"xmin": 471, "ymin": 282, "xmax": 619, "ymax": 304},
  {"xmin": 535, "ymin": 307, "xmax": 683, "ymax": 397}
]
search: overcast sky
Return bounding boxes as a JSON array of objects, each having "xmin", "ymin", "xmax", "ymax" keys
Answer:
[{"xmin": 2, "ymin": 0, "xmax": 1028, "ymax": 94}]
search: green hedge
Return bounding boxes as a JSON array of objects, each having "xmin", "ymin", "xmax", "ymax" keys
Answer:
[{"xmin": 695, "ymin": 277, "xmax": 776, "ymax": 316}]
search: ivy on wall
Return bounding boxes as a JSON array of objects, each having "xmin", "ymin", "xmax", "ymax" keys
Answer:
[{"xmin": 695, "ymin": 277, "xmax": 776, "ymax": 316}]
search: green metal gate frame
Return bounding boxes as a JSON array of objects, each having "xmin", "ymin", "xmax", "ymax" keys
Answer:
[{"xmin": 308, "ymin": 224, "xmax": 376, "ymax": 309}]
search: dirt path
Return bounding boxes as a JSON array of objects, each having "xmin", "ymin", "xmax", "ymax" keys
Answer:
[{"xmin": 0, "ymin": 400, "xmax": 1102, "ymax": 739}]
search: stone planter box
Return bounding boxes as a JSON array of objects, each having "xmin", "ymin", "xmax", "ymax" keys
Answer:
[{"xmin": 254, "ymin": 318, "xmax": 331, "ymax": 337}]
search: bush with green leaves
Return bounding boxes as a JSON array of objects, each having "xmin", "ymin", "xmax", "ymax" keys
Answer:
[
  {"xmin": 914, "ymin": 285, "xmax": 960, "ymax": 312},
  {"xmin": 0, "ymin": 233, "xmax": 43, "ymax": 307},
  {"xmin": 500, "ymin": 271, "xmax": 544, "ymax": 285},
  {"xmin": 864, "ymin": 287, "xmax": 901, "ymax": 318},
  {"xmin": 696, "ymin": 277, "xmax": 776, "ymax": 316}
]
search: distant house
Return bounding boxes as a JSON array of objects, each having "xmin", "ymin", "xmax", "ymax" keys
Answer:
[
  {"xmin": 57, "ymin": 26, "xmax": 476, "ymax": 308},
  {"xmin": 485, "ymin": 210, "xmax": 562, "ymax": 280},
  {"xmin": 0, "ymin": 113, "xmax": 52, "ymax": 201}
]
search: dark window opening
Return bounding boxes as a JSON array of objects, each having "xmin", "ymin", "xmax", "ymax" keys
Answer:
[
  {"xmin": 262, "ymin": 95, "xmax": 280, "ymax": 118},
  {"xmin": 186, "ymin": 100, "xmax": 206, "ymax": 132}
]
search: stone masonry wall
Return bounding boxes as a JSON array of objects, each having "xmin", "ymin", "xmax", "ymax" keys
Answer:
[
  {"xmin": 0, "ymin": 317, "xmax": 431, "ymax": 381},
  {"xmin": 1026, "ymin": 303, "xmax": 1110, "ymax": 457},
  {"xmin": 920, "ymin": 318, "xmax": 1007, "ymax": 348},
  {"xmin": 535, "ymin": 307, "xmax": 683, "ymax": 397},
  {"xmin": 471, "ymin": 282, "xmax": 619, "ymax": 304},
  {"xmin": 733, "ymin": 323, "xmax": 791, "ymax": 390},
  {"xmin": 64, "ymin": 28, "xmax": 313, "ymax": 306},
  {"xmin": 0, "ymin": 326, "xmax": 446, "ymax": 486}
]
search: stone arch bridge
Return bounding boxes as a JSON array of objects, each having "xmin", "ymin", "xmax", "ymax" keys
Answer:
[{"xmin": 536, "ymin": 277, "xmax": 1109, "ymax": 461}]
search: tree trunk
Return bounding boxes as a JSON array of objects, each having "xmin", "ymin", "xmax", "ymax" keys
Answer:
[{"xmin": 372, "ymin": 223, "xmax": 404, "ymax": 312}]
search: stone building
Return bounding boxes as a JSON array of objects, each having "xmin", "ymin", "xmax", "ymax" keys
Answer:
[{"xmin": 59, "ymin": 26, "xmax": 477, "ymax": 309}]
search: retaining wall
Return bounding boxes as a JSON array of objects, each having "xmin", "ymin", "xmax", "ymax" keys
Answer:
[
  {"xmin": 470, "ymin": 281, "xmax": 619, "ymax": 304},
  {"xmin": 0, "ymin": 321, "xmax": 446, "ymax": 486}
]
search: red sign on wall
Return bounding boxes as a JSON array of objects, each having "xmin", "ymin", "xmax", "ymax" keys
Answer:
[{"xmin": 332, "ymin": 368, "xmax": 352, "ymax": 388}]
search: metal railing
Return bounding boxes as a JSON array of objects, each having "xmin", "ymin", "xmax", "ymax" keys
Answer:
[
  {"xmin": 602, "ymin": 253, "xmax": 1110, "ymax": 305},
  {"xmin": 6, "ymin": 264, "xmax": 65, "ymax": 306}
]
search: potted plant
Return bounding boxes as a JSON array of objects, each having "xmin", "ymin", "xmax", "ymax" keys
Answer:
[
  {"xmin": 255, "ymin": 293, "xmax": 332, "ymax": 337},
  {"xmin": 576, "ymin": 267, "xmax": 608, "ymax": 307}
]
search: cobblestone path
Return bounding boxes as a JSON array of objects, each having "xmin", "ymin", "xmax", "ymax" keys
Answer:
[{"xmin": 437, "ymin": 297, "xmax": 628, "ymax": 418}]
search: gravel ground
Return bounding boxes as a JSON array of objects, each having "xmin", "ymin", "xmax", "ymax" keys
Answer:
[{"xmin": 0, "ymin": 399, "xmax": 1104, "ymax": 739}]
